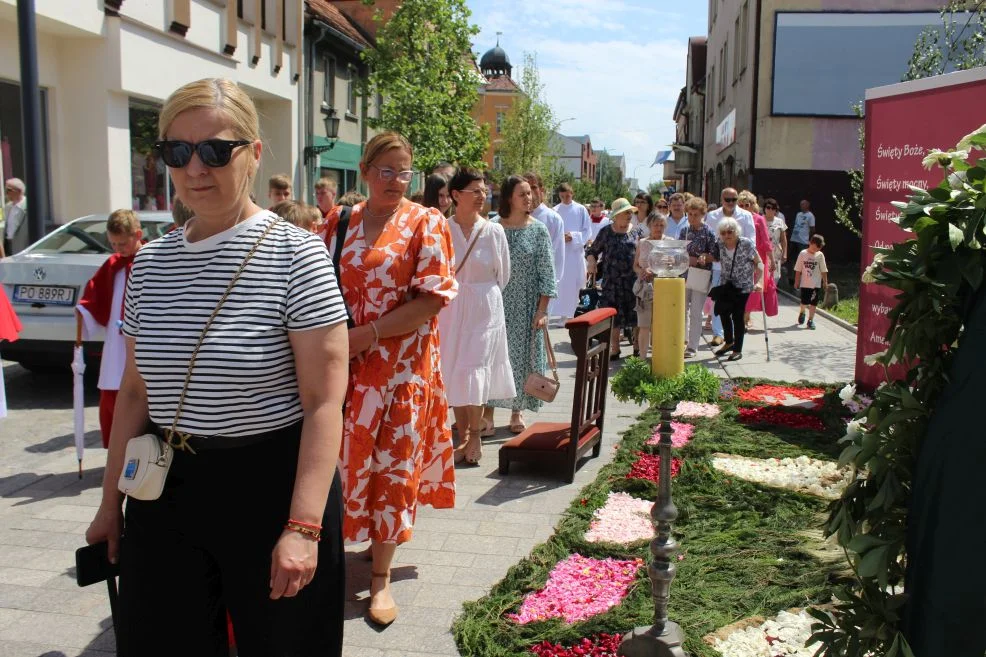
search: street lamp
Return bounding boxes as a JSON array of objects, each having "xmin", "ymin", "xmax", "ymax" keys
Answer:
[{"xmin": 305, "ymin": 109, "xmax": 340, "ymax": 159}]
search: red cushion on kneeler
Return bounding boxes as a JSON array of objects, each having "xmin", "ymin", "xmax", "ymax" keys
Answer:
[{"xmin": 501, "ymin": 422, "xmax": 601, "ymax": 451}]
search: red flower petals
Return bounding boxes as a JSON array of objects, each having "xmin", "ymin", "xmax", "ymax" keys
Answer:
[
  {"xmin": 627, "ymin": 452, "xmax": 682, "ymax": 483},
  {"xmin": 530, "ymin": 632, "xmax": 623, "ymax": 657},
  {"xmin": 737, "ymin": 384, "xmax": 825, "ymax": 405},
  {"xmin": 738, "ymin": 406, "xmax": 825, "ymax": 431}
]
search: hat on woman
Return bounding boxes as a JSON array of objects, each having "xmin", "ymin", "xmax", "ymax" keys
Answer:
[{"xmin": 609, "ymin": 197, "xmax": 635, "ymax": 219}]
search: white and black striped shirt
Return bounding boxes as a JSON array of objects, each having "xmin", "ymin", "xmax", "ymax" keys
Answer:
[{"xmin": 123, "ymin": 211, "xmax": 347, "ymax": 438}]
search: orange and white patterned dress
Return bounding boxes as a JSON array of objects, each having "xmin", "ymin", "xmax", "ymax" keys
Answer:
[{"xmin": 324, "ymin": 201, "xmax": 458, "ymax": 544}]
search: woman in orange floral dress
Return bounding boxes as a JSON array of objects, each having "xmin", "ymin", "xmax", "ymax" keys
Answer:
[{"xmin": 322, "ymin": 132, "xmax": 457, "ymax": 627}]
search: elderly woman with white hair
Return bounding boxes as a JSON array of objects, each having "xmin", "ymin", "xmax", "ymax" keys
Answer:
[{"xmin": 711, "ymin": 217, "xmax": 762, "ymax": 361}]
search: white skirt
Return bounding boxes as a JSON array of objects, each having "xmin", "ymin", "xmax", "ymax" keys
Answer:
[{"xmin": 438, "ymin": 280, "xmax": 516, "ymax": 408}]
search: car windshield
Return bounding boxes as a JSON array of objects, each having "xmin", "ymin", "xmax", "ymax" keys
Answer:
[{"xmin": 28, "ymin": 219, "xmax": 171, "ymax": 254}]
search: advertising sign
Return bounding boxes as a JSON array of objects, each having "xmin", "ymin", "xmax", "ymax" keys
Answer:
[
  {"xmin": 856, "ymin": 68, "xmax": 986, "ymax": 390},
  {"xmin": 715, "ymin": 109, "xmax": 736, "ymax": 153}
]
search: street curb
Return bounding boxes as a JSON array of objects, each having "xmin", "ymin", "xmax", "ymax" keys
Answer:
[{"xmin": 777, "ymin": 288, "xmax": 858, "ymax": 335}]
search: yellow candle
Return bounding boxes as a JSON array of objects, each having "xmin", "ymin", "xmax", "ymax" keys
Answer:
[{"xmin": 651, "ymin": 277, "xmax": 686, "ymax": 378}]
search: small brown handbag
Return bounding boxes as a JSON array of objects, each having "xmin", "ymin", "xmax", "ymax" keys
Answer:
[{"xmin": 523, "ymin": 326, "xmax": 560, "ymax": 403}]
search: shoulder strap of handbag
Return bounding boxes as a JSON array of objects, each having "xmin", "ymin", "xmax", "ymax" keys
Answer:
[
  {"xmin": 330, "ymin": 206, "xmax": 355, "ymax": 329},
  {"xmin": 455, "ymin": 220, "xmax": 485, "ymax": 274},
  {"xmin": 529, "ymin": 326, "xmax": 559, "ymax": 383},
  {"xmin": 168, "ymin": 217, "xmax": 282, "ymax": 440},
  {"xmin": 724, "ymin": 239, "xmax": 738, "ymax": 283}
]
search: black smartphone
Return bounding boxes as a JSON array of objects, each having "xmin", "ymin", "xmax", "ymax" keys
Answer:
[{"xmin": 75, "ymin": 542, "xmax": 119, "ymax": 587}]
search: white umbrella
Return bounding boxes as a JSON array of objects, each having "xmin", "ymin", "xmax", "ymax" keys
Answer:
[{"xmin": 71, "ymin": 346, "xmax": 86, "ymax": 478}]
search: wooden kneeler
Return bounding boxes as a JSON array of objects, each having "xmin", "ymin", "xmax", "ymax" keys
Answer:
[{"xmin": 498, "ymin": 308, "xmax": 617, "ymax": 483}]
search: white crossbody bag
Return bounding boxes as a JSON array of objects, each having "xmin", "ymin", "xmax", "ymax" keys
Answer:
[{"xmin": 118, "ymin": 219, "xmax": 282, "ymax": 500}]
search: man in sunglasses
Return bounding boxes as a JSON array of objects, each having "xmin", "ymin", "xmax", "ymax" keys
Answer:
[{"xmin": 704, "ymin": 187, "xmax": 756, "ymax": 346}]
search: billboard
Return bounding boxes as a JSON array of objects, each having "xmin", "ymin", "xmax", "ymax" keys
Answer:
[{"xmin": 856, "ymin": 67, "xmax": 986, "ymax": 390}]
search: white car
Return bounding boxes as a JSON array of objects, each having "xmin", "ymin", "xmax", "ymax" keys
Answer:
[{"xmin": 0, "ymin": 212, "xmax": 174, "ymax": 371}]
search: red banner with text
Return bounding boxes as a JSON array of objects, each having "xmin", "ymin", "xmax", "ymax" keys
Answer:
[{"xmin": 857, "ymin": 73, "xmax": 986, "ymax": 389}]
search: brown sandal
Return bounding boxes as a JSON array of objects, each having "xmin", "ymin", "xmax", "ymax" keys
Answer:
[
  {"xmin": 509, "ymin": 412, "xmax": 526, "ymax": 434},
  {"xmin": 367, "ymin": 571, "xmax": 398, "ymax": 626},
  {"xmin": 464, "ymin": 432, "xmax": 483, "ymax": 465}
]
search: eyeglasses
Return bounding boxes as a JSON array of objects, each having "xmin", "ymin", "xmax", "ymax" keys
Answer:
[
  {"xmin": 155, "ymin": 139, "xmax": 252, "ymax": 168},
  {"xmin": 656, "ymin": 205, "xmax": 669, "ymax": 210},
  {"xmin": 723, "ymin": 197, "xmax": 738, "ymax": 203},
  {"xmin": 460, "ymin": 188, "xmax": 488, "ymax": 197},
  {"xmin": 764, "ymin": 205, "xmax": 778, "ymax": 210},
  {"xmin": 721, "ymin": 229, "xmax": 736, "ymax": 235},
  {"xmin": 4, "ymin": 188, "xmax": 15, "ymax": 193},
  {"xmin": 371, "ymin": 164, "xmax": 414, "ymax": 183}
]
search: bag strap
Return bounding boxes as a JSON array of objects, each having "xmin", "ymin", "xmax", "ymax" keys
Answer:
[
  {"xmin": 331, "ymin": 205, "xmax": 352, "ymax": 279},
  {"xmin": 530, "ymin": 326, "xmax": 559, "ymax": 383},
  {"xmin": 330, "ymin": 206, "xmax": 355, "ymax": 328},
  {"xmin": 167, "ymin": 217, "xmax": 282, "ymax": 445},
  {"xmin": 455, "ymin": 220, "xmax": 485, "ymax": 274}
]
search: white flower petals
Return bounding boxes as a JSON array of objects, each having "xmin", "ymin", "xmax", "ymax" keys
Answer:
[{"xmin": 712, "ymin": 455, "xmax": 852, "ymax": 500}]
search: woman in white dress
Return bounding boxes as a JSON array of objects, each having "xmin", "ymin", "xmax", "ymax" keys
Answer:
[{"xmin": 439, "ymin": 167, "xmax": 514, "ymax": 465}]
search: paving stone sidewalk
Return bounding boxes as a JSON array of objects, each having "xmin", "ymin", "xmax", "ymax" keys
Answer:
[{"xmin": 0, "ymin": 301, "xmax": 855, "ymax": 656}]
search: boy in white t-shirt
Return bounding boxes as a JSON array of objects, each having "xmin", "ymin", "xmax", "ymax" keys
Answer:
[{"xmin": 794, "ymin": 234, "xmax": 828, "ymax": 330}]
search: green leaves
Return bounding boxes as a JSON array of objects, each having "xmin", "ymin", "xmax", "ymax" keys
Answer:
[
  {"xmin": 360, "ymin": 0, "xmax": 488, "ymax": 172},
  {"xmin": 948, "ymin": 222, "xmax": 964, "ymax": 250}
]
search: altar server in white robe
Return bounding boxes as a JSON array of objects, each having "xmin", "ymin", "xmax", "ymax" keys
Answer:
[
  {"xmin": 525, "ymin": 172, "xmax": 565, "ymax": 294},
  {"xmin": 550, "ymin": 182, "xmax": 591, "ymax": 318}
]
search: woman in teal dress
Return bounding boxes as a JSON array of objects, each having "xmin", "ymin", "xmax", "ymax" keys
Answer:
[{"xmin": 485, "ymin": 175, "xmax": 557, "ymax": 433}]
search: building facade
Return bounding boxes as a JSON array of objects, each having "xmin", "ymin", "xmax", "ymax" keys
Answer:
[
  {"xmin": 304, "ymin": 0, "xmax": 380, "ymax": 200},
  {"xmin": 0, "ymin": 0, "xmax": 305, "ymax": 222},
  {"xmin": 672, "ymin": 36, "xmax": 706, "ymax": 196},
  {"xmin": 550, "ymin": 132, "xmax": 597, "ymax": 182},
  {"xmin": 704, "ymin": 0, "xmax": 952, "ymax": 260},
  {"xmin": 474, "ymin": 42, "xmax": 521, "ymax": 172}
]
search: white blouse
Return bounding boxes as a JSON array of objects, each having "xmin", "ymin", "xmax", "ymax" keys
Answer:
[{"xmin": 449, "ymin": 217, "xmax": 510, "ymax": 289}]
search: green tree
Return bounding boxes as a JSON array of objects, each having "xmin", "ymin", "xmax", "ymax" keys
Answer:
[
  {"xmin": 595, "ymin": 151, "xmax": 630, "ymax": 205},
  {"xmin": 359, "ymin": 0, "xmax": 488, "ymax": 173},
  {"xmin": 905, "ymin": 1, "xmax": 986, "ymax": 81},
  {"xmin": 497, "ymin": 53, "xmax": 558, "ymax": 183},
  {"xmin": 834, "ymin": 2, "xmax": 986, "ymax": 238}
]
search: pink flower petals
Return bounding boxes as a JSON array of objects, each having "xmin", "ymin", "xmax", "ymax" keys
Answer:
[
  {"xmin": 508, "ymin": 554, "xmax": 643, "ymax": 625},
  {"xmin": 646, "ymin": 421, "xmax": 695, "ymax": 447},
  {"xmin": 584, "ymin": 492, "xmax": 654, "ymax": 545},
  {"xmin": 672, "ymin": 401, "xmax": 721, "ymax": 418}
]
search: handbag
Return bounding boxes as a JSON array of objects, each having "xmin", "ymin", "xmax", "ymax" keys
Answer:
[
  {"xmin": 707, "ymin": 244, "xmax": 742, "ymax": 315},
  {"xmin": 523, "ymin": 327, "xmax": 560, "ymax": 403},
  {"xmin": 118, "ymin": 218, "xmax": 282, "ymax": 501},
  {"xmin": 575, "ymin": 274, "xmax": 600, "ymax": 317},
  {"xmin": 685, "ymin": 266, "xmax": 712, "ymax": 292}
]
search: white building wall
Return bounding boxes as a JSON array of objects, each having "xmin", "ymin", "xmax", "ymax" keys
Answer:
[{"xmin": 0, "ymin": 0, "xmax": 302, "ymax": 222}]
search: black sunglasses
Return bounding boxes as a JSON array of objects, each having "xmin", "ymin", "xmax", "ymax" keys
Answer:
[
  {"xmin": 723, "ymin": 197, "xmax": 738, "ymax": 203},
  {"xmin": 155, "ymin": 139, "xmax": 252, "ymax": 168}
]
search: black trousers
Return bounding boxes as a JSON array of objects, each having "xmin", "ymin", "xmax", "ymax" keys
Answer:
[
  {"xmin": 118, "ymin": 422, "xmax": 344, "ymax": 657},
  {"xmin": 719, "ymin": 292, "xmax": 751, "ymax": 352}
]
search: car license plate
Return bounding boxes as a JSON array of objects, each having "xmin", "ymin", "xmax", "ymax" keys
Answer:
[{"xmin": 12, "ymin": 284, "xmax": 77, "ymax": 306}]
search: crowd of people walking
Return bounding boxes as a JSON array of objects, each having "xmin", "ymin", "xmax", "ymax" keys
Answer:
[{"xmin": 75, "ymin": 77, "xmax": 827, "ymax": 657}]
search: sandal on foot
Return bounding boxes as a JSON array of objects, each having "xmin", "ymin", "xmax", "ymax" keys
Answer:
[
  {"xmin": 480, "ymin": 419, "xmax": 495, "ymax": 437},
  {"xmin": 465, "ymin": 433, "xmax": 483, "ymax": 465},
  {"xmin": 727, "ymin": 352, "xmax": 743, "ymax": 361},
  {"xmin": 367, "ymin": 571, "xmax": 398, "ymax": 626},
  {"xmin": 509, "ymin": 413, "xmax": 526, "ymax": 433}
]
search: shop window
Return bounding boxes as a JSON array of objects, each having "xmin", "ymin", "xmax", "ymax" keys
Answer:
[
  {"xmin": 0, "ymin": 80, "xmax": 52, "ymax": 218},
  {"xmin": 347, "ymin": 65, "xmax": 358, "ymax": 117},
  {"xmin": 129, "ymin": 100, "xmax": 173, "ymax": 212}
]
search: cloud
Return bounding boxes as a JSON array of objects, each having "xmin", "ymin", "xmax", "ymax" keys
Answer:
[{"xmin": 469, "ymin": 0, "xmax": 705, "ymax": 186}]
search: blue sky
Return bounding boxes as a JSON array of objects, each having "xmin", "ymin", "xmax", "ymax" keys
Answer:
[{"xmin": 465, "ymin": 0, "xmax": 708, "ymax": 188}]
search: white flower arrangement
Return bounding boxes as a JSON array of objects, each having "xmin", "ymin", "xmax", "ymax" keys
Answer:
[
  {"xmin": 838, "ymin": 384, "xmax": 857, "ymax": 403},
  {"xmin": 712, "ymin": 455, "xmax": 852, "ymax": 500},
  {"xmin": 713, "ymin": 609, "xmax": 822, "ymax": 657}
]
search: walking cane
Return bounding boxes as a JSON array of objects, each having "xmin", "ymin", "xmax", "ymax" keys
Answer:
[{"xmin": 761, "ymin": 286, "xmax": 771, "ymax": 362}]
